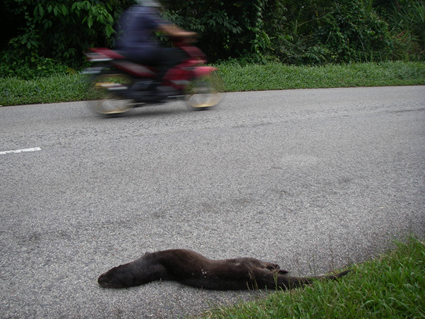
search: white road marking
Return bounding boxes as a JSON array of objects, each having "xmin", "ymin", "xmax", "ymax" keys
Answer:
[{"xmin": 0, "ymin": 147, "xmax": 41, "ymax": 155}]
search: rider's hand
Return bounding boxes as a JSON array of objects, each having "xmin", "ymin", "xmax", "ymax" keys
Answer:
[
  {"xmin": 159, "ymin": 24, "xmax": 197, "ymax": 41},
  {"xmin": 183, "ymin": 31, "xmax": 198, "ymax": 38},
  {"xmin": 182, "ymin": 32, "xmax": 198, "ymax": 43}
]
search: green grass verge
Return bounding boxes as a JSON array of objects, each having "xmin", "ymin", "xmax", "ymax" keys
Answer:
[
  {"xmin": 1, "ymin": 61, "xmax": 424, "ymax": 106},
  {"xmin": 195, "ymin": 236, "xmax": 425, "ymax": 319},
  {"xmin": 0, "ymin": 74, "xmax": 94, "ymax": 106},
  {"xmin": 220, "ymin": 61, "xmax": 425, "ymax": 91}
]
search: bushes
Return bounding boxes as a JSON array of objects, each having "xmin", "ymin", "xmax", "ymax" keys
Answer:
[
  {"xmin": 0, "ymin": 0, "xmax": 424, "ymax": 80},
  {"xmin": 271, "ymin": 0, "xmax": 394, "ymax": 64},
  {"xmin": 2, "ymin": 0, "xmax": 133, "ymax": 69},
  {"xmin": 164, "ymin": 0, "xmax": 420, "ymax": 65},
  {"xmin": 0, "ymin": 50, "xmax": 70, "ymax": 80},
  {"xmin": 387, "ymin": 0, "xmax": 425, "ymax": 60},
  {"xmin": 313, "ymin": 0, "xmax": 393, "ymax": 63},
  {"xmin": 164, "ymin": 0, "xmax": 268, "ymax": 60}
]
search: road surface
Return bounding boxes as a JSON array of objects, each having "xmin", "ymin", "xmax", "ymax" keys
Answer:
[{"xmin": 1, "ymin": 86, "xmax": 424, "ymax": 318}]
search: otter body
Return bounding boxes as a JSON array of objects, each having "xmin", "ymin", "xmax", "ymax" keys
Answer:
[{"xmin": 98, "ymin": 249, "xmax": 350, "ymax": 290}]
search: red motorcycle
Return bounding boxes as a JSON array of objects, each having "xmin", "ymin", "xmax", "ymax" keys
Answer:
[{"xmin": 83, "ymin": 40, "xmax": 222, "ymax": 115}]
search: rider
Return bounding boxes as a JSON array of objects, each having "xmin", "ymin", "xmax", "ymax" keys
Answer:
[{"xmin": 116, "ymin": 0, "xmax": 197, "ymax": 96}]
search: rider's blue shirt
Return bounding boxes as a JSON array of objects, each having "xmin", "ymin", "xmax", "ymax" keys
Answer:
[{"xmin": 116, "ymin": 6, "xmax": 167, "ymax": 58}]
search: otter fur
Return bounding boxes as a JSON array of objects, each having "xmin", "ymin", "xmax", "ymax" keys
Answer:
[{"xmin": 98, "ymin": 249, "xmax": 350, "ymax": 290}]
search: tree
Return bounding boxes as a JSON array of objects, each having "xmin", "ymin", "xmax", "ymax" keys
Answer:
[
  {"xmin": 1, "ymin": 0, "xmax": 422, "ymax": 78},
  {"xmin": 164, "ymin": 0, "xmax": 286, "ymax": 61},
  {"xmin": 3, "ymin": 0, "xmax": 133, "ymax": 67}
]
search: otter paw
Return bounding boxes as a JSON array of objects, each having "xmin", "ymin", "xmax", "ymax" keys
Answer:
[
  {"xmin": 266, "ymin": 263, "xmax": 280, "ymax": 271},
  {"xmin": 278, "ymin": 269, "xmax": 289, "ymax": 274}
]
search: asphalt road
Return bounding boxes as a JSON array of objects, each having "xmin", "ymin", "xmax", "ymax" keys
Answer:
[{"xmin": 1, "ymin": 86, "xmax": 424, "ymax": 318}]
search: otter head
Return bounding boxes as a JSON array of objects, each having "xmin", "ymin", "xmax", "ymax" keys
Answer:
[{"xmin": 98, "ymin": 263, "xmax": 135, "ymax": 288}]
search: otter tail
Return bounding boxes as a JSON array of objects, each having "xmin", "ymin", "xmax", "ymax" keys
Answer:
[{"xmin": 276, "ymin": 269, "xmax": 351, "ymax": 290}]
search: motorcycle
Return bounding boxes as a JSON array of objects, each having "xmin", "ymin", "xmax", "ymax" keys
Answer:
[{"xmin": 83, "ymin": 39, "xmax": 223, "ymax": 115}]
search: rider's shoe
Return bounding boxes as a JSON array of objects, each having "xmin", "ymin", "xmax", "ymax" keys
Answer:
[
  {"xmin": 121, "ymin": 82, "xmax": 177, "ymax": 103},
  {"xmin": 157, "ymin": 85, "xmax": 178, "ymax": 97}
]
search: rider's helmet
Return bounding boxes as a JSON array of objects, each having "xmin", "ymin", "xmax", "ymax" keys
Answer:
[{"xmin": 135, "ymin": 0, "xmax": 161, "ymax": 7}]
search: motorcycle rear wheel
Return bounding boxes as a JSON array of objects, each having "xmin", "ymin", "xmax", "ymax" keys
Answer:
[
  {"xmin": 185, "ymin": 72, "xmax": 223, "ymax": 110},
  {"xmin": 87, "ymin": 74, "xmax": 134, "ymax": 115}
]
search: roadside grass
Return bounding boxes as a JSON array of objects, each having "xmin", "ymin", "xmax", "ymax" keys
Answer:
[
  {"xmin": 194, "ymin": 236, "xmax": 425, "ymax": 319},
  {"xmin": 1, "ymin": 61, "xmax": 424, "ymax": 106},
  {"xmin": 0, "ymin": 75, "xmax": 93, "ymax": 106},
  {"xmin": 219, "ymin": 61, "xmax": 425, "ymax": 91}
]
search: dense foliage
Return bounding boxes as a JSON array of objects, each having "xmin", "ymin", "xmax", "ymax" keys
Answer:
[
  {"xmin": 0, "ymin": 0, "xmax": 133, "ymax": 78},
  {"xmin": 1, "ymin": 0, "xmax": 424, "ymax": 79}
]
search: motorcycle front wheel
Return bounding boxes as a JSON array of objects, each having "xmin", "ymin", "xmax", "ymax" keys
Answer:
[
  {"xmin": 86, "ymin": 73, "xmax": 134, "ymax": 115},
  {"xmin": 185, "ymin": 72, "xmax": 223, "ymax": 110}
]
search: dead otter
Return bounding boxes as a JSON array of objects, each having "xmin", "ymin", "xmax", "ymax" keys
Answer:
[{"xmin": 98, "ymin": 249, "xmax": 350, "ymax": 290}]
